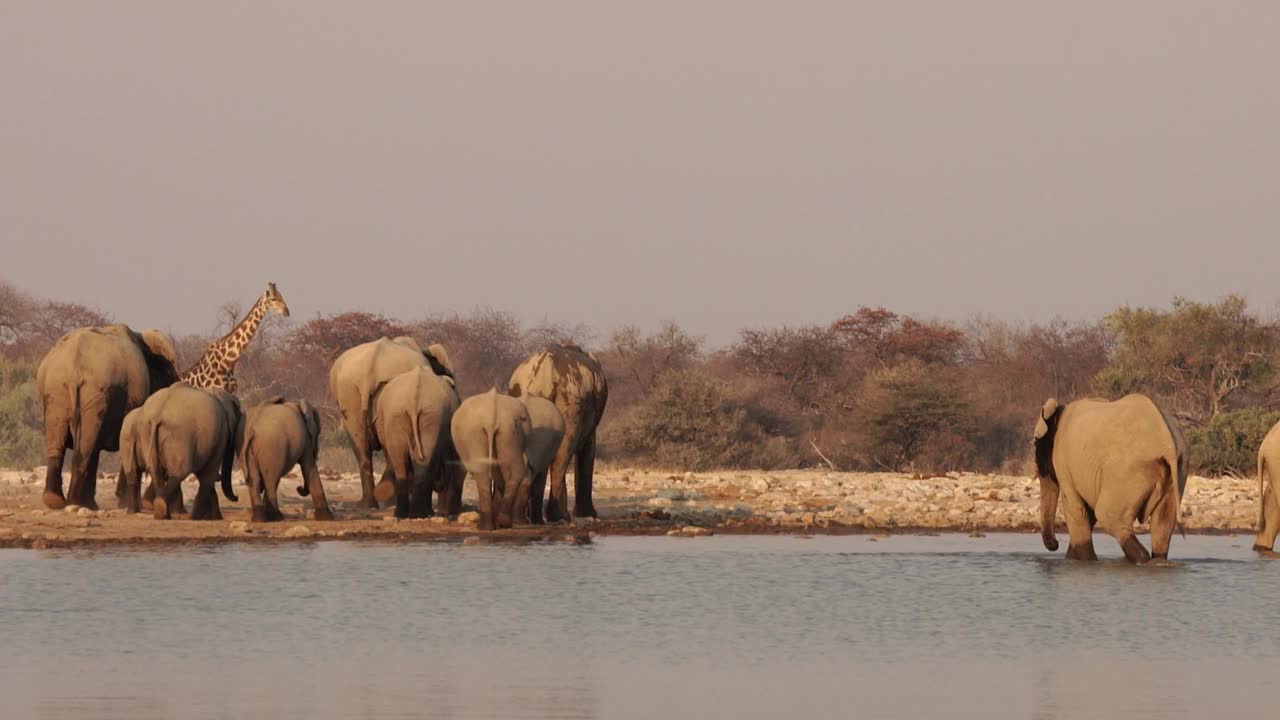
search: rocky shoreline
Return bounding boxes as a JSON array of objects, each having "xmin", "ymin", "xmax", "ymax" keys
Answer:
[{"xmin": 0, "ymin": 467, "xmax": 1261, "ymax": 549}]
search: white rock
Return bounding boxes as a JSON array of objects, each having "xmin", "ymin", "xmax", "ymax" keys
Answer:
[
  {"xmin": 457, "ymin": 511, "xmax": 481, "ymax": 524},
  {"xmin": 284, "ymin": 525, "xmax": 313, "ymax": 538}
]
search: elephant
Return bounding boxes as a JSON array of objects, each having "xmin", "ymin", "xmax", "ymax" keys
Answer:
[
  {"xmin": 371, "ymin": 366, "xmax": 463, "ymax": 519},
  {"xmin": 508, "ymin": 345, "xmax": 608, "ymax": 522},
  {"xmin": 451, "ymin": 389, "xmax": 533, "ymax": 530},
  {"xmin": 1034, "ymin": 394, "xmax": 1188, "ymax": 563},
  {"xmin": 329, "ymin": 336, "xmax": 454, "ymax": 509},
  {"xmin": 117, "ymin": 405, "xmax": 189, "ymax": 516},
  {"xmin": 240, "ymin": 398, "xmax": 333, "ymax": 522},
  {"xmin": 513, "ymin": 396, "xmax": 566, "ymax": 523},
  {"xmin": 120, "ymin": 384, "xmax": 242, "ymax": 520},
  {"xmin": 36, "ymin": 324, "xmax": 179, "ymax": 510},
  {"xmin": 1252, "ymin": 421, "xmax": 1280, "ymax": 551}
]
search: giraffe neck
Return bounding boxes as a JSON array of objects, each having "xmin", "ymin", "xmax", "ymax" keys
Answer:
[{"xmin": 201, "ymin": 294, "xmax": 270, "ymax": 376}]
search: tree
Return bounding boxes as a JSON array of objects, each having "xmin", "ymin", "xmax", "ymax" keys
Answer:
[
  {"xmin": 733, "ymin": 325, "xmax": 846, "ymax": 414},
  {"xmin": 854, "ymin": 361, "xmax": 974, "ymax": 471},
  {"xmin": 615, "ymin": 368, "xmax": 782, "ymax": 470},
  {"xmin": 603, "ymin": 321, "xmax": 703, "ymax": 409},
  {"xmin": 832, "ymin": 307, "xmax": 966, "ymax": 367},
  {"xmin": 1097, "ymin": 296, "xmax": 1276, "ymax": 425},
  {"xmin": 290, "ymin": 312, "xmax": 410, "ymax": 364}
]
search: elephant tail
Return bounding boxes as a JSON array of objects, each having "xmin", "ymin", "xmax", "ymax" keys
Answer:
[
  {"xmin": 487, "ymin": 388, "xmax": 499, "ymax": 502},
  {"xmin": 146, "ymin": 418, "xmax": 166, "ymax": 498},
  {"xmin": 69, "ymin": 382, "xmax": 83, "ymax": 451},
  {"xmin": 240, "ymin": 431, "xmax": 258, "ymax": 497},
  {"xmin": 1258, "ymin": 454, "xmax": 1268, "ymax": 531},
  {"xmin": 1161, "ymin": 455, "xmax": 1185, "ymax": 540},
  {"xmin": 409, "ymin": 411, "xmax": 426, "ymax": 465}
]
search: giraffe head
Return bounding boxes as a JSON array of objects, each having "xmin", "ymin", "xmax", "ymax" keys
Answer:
[{"xmin": 265, "ymin": 282, "xmax": 291, "ymax": 317}]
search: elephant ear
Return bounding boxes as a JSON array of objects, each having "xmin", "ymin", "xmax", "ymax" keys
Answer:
[
  {"xmin": 297, "ymin": 399, "xmax": 322, "ymax": 446},
  {"xmin": 1034, "ymin": 398, "xmax": 1060, "ymax": 439},
  {"xmin": 139, "ymin": 329, "xmax": 178, "ymax": 365},
  {"xmin": 424, "ymin": 343, "xmax": 455, "ymax": 379}
]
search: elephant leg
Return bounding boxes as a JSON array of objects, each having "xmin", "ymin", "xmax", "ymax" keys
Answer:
[
  {"xmin": 246, "ymin": 462, "xmax": 267, "ymax": 522},
  {"xmin": 65, "ymin": 408, "xmax": 105, "ymax": 508},
  {"xmin": 263, "ymin": 475, "xmax": 285, "ymax": 522},
  {"xmin": 474, "ymin": 470, "xmax": 496, "ymax": 531},
  {"xmin": 409, "ymin": 462, "xmax": 434, "ymax": 519},
  {"xmin": 516, "ymin": 467, "xmax": 544, "ymax": 525},
  {"xmin": 1060, "ymin": 489, "xmax": 1098, "ymax": 561},
  {"xmin": 41, "ymin": 407, "xmax": 71, "ymax": 509},
  {"xmin": 152, "ymin": 469, "xmax": 174, "ymax": 520},
  {"xmin": 301, "ymin": 457, "xmax": 334, "ymax": 521},
  {"xmin": 1255, "ymin": 480, "xmax": 1280, "ymax": 552},
  {"xmin": 1098, "ymin": 477, "xmax": 1152, "ymax": 564},
  {"xmin": 573, "ymin": 433, "xmax": 598, "ymax": 519},
  {"xmin": 527, "ymin": 463, "xmax": 547, "ymax": 525},
  {"xmin": 387, "ymin": 450, "xmax": 414, "ymax": 519},
  {"xmin": 1149, "ymin": 475, "xmax": 1179, "ymax": 561},
  {"xmin": 121, "ymin": 466, "xmax": 142, "ymax": 514},
  {"xmin": 114, "ymin": 472, "xmax": 129, "ymax": 509},
  {"xmin": 190, "ymin": 473, "xmax": 214, "ymax": 521},
  {"xmin": 544, "ymin": 440, "xmax": 575, "ymax": 524},
  {"xmin": 444, "ymin": 448, "xmax": 464, "ymax": 517},
  {"xmin": 496, "ymin": 463, "xmax": 530, "ymax": 530},
  {"xmin": 350, "ymin": 429, "xmax": 379, "ymax": 509},
  {"xmin": 78, "ymin": 450, "xmax": 102, "ymax": 511}
]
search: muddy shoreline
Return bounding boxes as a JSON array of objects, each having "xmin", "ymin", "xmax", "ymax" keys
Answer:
[{"xmin": 0, "ymin": 468, "xmax": 1259, "ymax": 550}]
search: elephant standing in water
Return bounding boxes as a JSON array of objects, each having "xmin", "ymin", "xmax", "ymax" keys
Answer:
[
  {"xmin": 451, "ymin": 390, "xmax": 532, "ymax": 530},
  {"xmin": 36, "ymin": 325, "xmax": 179, "ymax": 510},
  {"xmin": 1252, "ymin": 421, "xmax": 1280, "ymax": 551},
  {"xmin": 329, "ymin": 337, "xmax": 454, "ymax": 509},
  {"xmin": 371, "ymin": 367, "xmax": 462, "ymax": 519},
  {"xmin": 1034, "ymin": 394, "xmax": 1188, "ymax": 563},
  {"xmin": 508, "ymin": 345, "xmax": 607, "ymax": 522},
  {"xmin": 120, "ymin": 384, "xmax": 242, "ymax": 519},
  {"xmin": 240, "ymin": 399, "xmax": 333, "ymax": 522}
]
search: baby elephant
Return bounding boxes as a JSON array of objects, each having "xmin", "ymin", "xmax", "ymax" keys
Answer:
[
  {"xmin": 514, "ymin": 396, "xmax": 566, "ymax": 524},
  {"xmin": 240, "ymin": 399, "xmax": 333, "ymax": 522},
  {"xmin": 121, "ymin": 384, "xmax": 241, "ymax": 520},
  {"xmin": 373, "ymin": 367, "xmax": 462, "ymax": 519},
  {"xmin": 451, "ymin": 389, "xmax": 533, "ymax": 530}
]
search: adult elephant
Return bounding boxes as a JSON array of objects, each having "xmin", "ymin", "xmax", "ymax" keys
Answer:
[
  {"xmin": 1253, "ymin": 421, "xmax": 1280, "ymax": 551},
  {"xmin": 371, "ymin": 366, "xmax": 462, "ymax": 518},
  {"xmin": 1034, "ymin": 394, "xmax": 1188, "ymax": 563},
  {"xmin": 36, "ymin": 324, "xmax": 178, "ymax": 510},
  {"xmin": 329, "ymin": 336, "xmax": 454, "ymax": 508},
  {"xmin": 508, "ymin": 345, "xmax": 607, "ymax": 522}
]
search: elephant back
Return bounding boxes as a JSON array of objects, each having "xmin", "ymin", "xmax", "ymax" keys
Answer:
[{"xmin": 508, "ymin": 345, "xmax": 607, "ymax": 411}]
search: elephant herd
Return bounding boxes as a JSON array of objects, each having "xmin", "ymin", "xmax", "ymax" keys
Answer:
[
  {"xmin": 31, "ymin": 323, "xmax": 1280, "ymax": 560},
  {"xmin": 35, "ymin": 324, "xmax": 608, "ymax": 530}
]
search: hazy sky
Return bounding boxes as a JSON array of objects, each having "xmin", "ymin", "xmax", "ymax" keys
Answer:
[{"xmin": 2, "ymin": 2, "xmax": 1278, "ymax": 345}]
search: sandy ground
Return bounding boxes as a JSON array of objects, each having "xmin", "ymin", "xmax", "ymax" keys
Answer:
[{"xmin": 0, "ymin": 467, "xmax": 1261, "ymax": 549}]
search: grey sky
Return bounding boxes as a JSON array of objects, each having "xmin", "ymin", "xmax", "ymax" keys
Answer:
[{"xmin": 2, "ymin": 2, "xmax": 1278, "ymax": 346}]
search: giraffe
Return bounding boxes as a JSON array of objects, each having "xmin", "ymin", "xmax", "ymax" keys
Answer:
[{"xmin": 180, "ymin": 282, "xmax": 291, "ymax": 393}]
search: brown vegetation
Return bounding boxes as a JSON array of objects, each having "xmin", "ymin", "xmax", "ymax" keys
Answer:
[{"xmin": 2, "ymin": 279, "xmax": 1278, "ymax": 476}]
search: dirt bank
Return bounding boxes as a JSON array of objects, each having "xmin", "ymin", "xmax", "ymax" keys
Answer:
[{"xmin": 0, "ymin": 468, "xmax": 1259, "ymax": 549}]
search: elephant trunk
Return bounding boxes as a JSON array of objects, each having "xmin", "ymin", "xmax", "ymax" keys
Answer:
[{"xmin": 1039, "ymin": 474, "xmax": 1060, "ymax": 551}]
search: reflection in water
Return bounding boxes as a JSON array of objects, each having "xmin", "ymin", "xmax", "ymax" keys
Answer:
[{"xmin": 1, "ymin": 534, "xmax": 1277, "ymax": 719}]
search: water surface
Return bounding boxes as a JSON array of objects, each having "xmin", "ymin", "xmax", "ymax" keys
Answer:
[{"xmin": 2, "ymin": 533, "xmax": 1277, "ymax": 719}]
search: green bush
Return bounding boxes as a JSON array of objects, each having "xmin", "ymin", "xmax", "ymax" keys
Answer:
[
  {"xmin": 0, "ymin": 357, "xmax": 43, "ymax": 469},
  {"xmin": 855, "ymin": 361, "xmax": 975, "ymax": 472},
  {"xmin": 614, "ymin": 368, "xmax": 786, "ymax": 471},
  {"xmin": 1186, "ymin": 409, "xmax": 1280, "ymax": 477}
]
